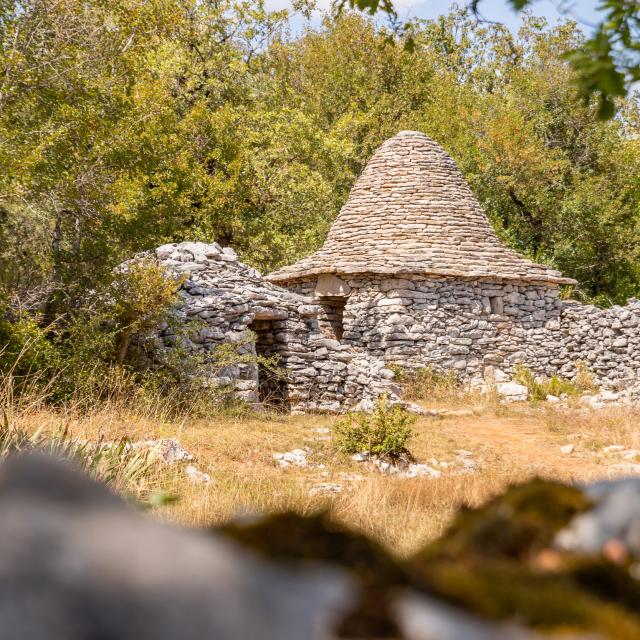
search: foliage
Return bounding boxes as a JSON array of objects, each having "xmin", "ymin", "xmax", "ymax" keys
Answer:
[
  {"xmin": 0, "ymin": 259, "xmax": 184, "ymax": 407},
  {"xmin": 342, "ymin": 0, "xmax": 640, "ymax": 120},
  {"xmin": 514, "ymin": 362, "xmax": 597, "ymax": 401},
  {"xmin": 2, "ymin": 3, "xmax": 639, "ymax": 310},
  {"xmin": 0, "ymin": 310, "xmax": 61, "ymax": 385},
  {"xmin": 333, "ymin": 396, "xmax": 415, "ymax": 459},
  {"xmin": 108, "ymin": 259, "xmax": 183, "ymax": 364}
]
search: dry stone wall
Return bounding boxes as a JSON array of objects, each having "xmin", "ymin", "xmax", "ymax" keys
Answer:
[
  {"xmin": 287, "ymin": 275, "xmax": 640, "ymax": 395},
  {"xmin": 153, "ymin": 242, "xmax": 398, "ymax": 413},
  {"xmin": 147, "ymin": 242, "xmax": 640, "ymax": 412},
  {"xmin": 559, "ymin": 300, "xmax": 640, "ymax": 391}
]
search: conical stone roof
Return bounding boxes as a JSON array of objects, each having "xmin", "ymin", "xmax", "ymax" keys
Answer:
[{"xmin": 267, "ymin": 131, "xmax": 575, "ymax": 286}]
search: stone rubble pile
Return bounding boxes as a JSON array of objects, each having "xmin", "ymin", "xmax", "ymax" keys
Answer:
[
  {"xmin": 154, "ymin": 241, "xmax": 400, "ymax": 413},
  {"xmin": 126, "ymin": 438, "xmax": 211, "ymax": 484}
]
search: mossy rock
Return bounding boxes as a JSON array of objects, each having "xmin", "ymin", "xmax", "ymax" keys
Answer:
[
  {"xmin": 408, "ymin": 479, "xmax": 640, "ymax": 638},
  {"xmin": 415, "ymin": 478, "xmax": 591, "ymax": 563},
  {"xmin": 216, "ymin": 481, "xmax": 640, "ymax": 639}
]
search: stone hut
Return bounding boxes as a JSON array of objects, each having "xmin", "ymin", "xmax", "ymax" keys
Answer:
[
  {"xmin": 267, "ymin": 131, "xmax": 640, "ymax": 394},
  {"xmin": 154, "ymin": 131, "xmax": 640, "ymax": 412}
]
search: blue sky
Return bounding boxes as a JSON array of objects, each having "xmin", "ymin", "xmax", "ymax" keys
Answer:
[
  {"xmin": 267, "ymin": 0, "xmax": 605, "ymax": 36},
  {"xmin": 404, "ymin": 1, "xmax": 601, "ymax": 32}
]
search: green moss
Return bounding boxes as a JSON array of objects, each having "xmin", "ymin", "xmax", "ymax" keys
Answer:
[
  {"xmin": 219, "ymin": 511, "xmax": 402, "ymax": 579},
  {"xmin": 414, "ymin": 561, "xmax": 640, "ymax": 638},
  {"xmin": 407, "ymin": 479, "xmax": 640, "ymax": 637},
  {"xmin": 417, "ymin": 479, "xmax": 591, "ymax": 562}
]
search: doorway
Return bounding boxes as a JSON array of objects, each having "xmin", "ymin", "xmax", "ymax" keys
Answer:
[
  {"xmin": 249, "ymin": 319, "xmax": 288, "ymax": 408},
  {"xmin": 318, "ymin": 296, "xmax": 347, "ymax": 341}
]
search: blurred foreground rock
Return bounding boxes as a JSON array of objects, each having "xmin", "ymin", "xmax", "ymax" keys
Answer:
[
  {"xmin": 3, "ymin": 455, "xmax": 640, "ymax": 639},
  {"xmin": 0, "ymin": 455, "xmax": 352, "ymax": 640}
]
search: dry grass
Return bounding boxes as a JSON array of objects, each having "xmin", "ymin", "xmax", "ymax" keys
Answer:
[{"xmin": 5, "ymin": 390, "xmax": 640, "ymax": 558}]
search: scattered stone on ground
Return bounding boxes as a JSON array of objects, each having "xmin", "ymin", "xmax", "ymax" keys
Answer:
[
  {"xmin": 185, "ymin": 464, "xmax": 211, "ymax": 484},
  {"xmin": 133, "ymin": 438, "xmax": 194, "ymax": 465},
  {"xmin": 560, "ymin": 444, "xmax": 575, "ymax": 455},
  {"xmin": 602, "ymin": 444, "xmax": 625, "ymax": 453},
  {"xmin": 349, "ymin": 450, "xmax": 479, "ymax": 478},
  {"xmin": 309, "ymin": 482, "xmax": 343, "ymax": 497},
  {"xmin": 496, "ymin": 382, "xmax": 529, "ymax": 403},
  {"xmin": 273, "ymin": 448, "xmax": 326, "ymax": 470},
  {"xmin": 273, "ymin": 448, "xmax": 310, "ymax": 469}
]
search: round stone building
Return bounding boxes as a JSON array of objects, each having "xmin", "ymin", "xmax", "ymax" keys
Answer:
[
  {"xmin": 153, "ymin": 131, "xmax": 640, "ymax": 413},
  {"xmin": 267, "ymin": 130, "xmax": 580, "ymax": 382}
]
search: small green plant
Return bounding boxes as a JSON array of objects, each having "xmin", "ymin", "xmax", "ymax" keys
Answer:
[
  {"xmin": 514, "ymin": 363, "xmax": 598, "ymax": 401},
  {"xmin": 333, "ymin": 395, "xmax": 416, "ymax": 459}
]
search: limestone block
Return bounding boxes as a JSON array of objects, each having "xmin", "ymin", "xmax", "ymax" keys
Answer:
[{"xmin": 315, "ymin": 274, "xmax": 351, "ymax": 297}]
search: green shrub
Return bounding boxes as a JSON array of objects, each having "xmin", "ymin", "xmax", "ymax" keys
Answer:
[
  {"xmin": 0, "ymin": 310, "xmax": 62, "ymax": 389},
  {"xmin": 108, "ymin": 258, "xmax": 184, "ymax": 365},
  {"xmin": 0, "ymin": 259, "xmax": 192, "ymax": 411},
  {"xmin": 333, "ymin": 396, "xmax": 416, "ymax": 459}
]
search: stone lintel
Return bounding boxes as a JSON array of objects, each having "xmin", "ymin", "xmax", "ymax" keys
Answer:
[{"xmin": 315, "ymin": 273, "xmax": 351, "ymax": 298}]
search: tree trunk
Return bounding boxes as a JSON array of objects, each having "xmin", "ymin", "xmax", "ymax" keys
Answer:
[{"xmin": 116, "ymin": 327, "xmax": 134, "ymax": 365}]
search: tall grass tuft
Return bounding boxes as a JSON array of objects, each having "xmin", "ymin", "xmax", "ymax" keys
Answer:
[{"xmin": 0, "ymin": 411, "xmax": 163, "ymax": 498}]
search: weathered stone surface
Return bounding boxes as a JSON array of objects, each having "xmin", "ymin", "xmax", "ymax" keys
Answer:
[
  {"xmin": 0, "ymin": 455, "xmax": 353, "ymax": 640},
  {"xmin": 315, "ymin": 273, "xmax": 351, "ymax": 297}
]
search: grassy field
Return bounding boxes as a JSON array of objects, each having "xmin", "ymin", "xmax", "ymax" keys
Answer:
[{"xmin": 9, "ymin": 393, "xmax": 640, "ymax": 558}]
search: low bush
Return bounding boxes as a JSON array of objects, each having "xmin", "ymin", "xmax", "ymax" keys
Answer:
[{"xmin": 333, "ymin": 396, "xmax": 416, "ymax": 459}]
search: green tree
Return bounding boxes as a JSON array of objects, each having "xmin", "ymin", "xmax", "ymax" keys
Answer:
[{"xmin": 339, "ymin": 0, "xmax": 640, "ymax": 119}]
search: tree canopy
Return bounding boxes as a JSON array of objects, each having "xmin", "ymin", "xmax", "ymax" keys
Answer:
[
  {"xmin": 341, "ymin": 0, "xmax": 640, "ymax": 120},
  {"xmin": 1, "ymin": 0, "xmax": 640, "ymax": 311}
]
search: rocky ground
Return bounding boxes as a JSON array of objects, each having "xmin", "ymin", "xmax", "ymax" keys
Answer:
[{"xmin": 29, "ymin": 392, "xmax": 638, "ymax": 555}]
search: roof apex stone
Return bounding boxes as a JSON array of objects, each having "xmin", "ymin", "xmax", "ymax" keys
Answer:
[{"xmin": 267, "ymin": 130, "xmax": 576, "ymax": 286}]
